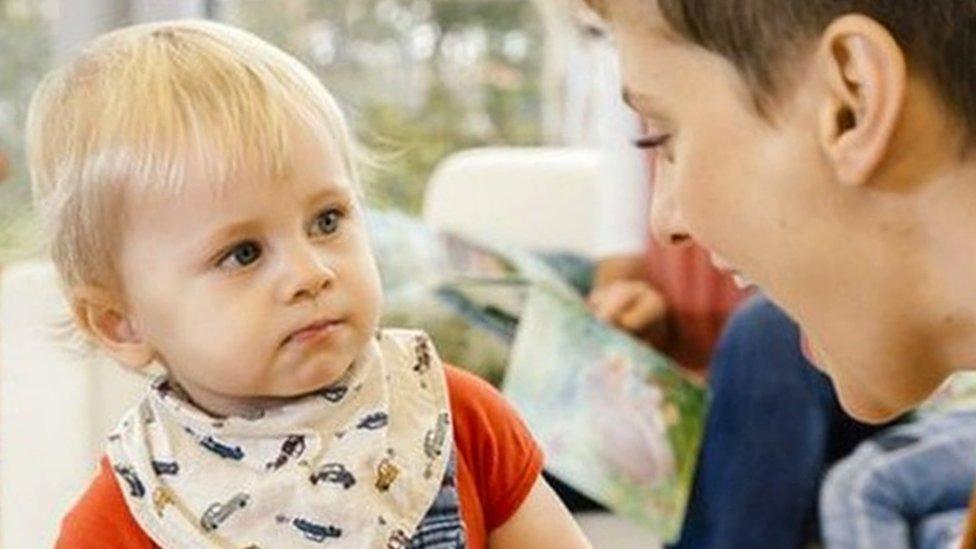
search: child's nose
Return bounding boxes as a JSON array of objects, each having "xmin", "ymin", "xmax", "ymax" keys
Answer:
[{"xmin": 280, "ymin": 245, "xmax": 336, "ymax": 304}]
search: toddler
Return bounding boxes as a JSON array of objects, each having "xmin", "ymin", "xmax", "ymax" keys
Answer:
[{"xmin": 26, "ymin": 20, "xmax": 587, "ymax": 549}]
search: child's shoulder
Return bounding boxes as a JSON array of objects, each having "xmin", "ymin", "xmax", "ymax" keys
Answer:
[
  {"xmin": 442, "ymin": 364, "xmax": 545, "ymax": 533},
  {"xmin": 443, "ymin": 364, "xmax": 510, "ymax": 419},
  {"xmin": 56, "ymin": 458, "xmax": 154, "ymax": 549}
]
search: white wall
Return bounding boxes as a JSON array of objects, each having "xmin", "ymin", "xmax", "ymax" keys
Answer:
[{"xmin": 51, "ymin": 0, "xmax": 206, "ymax": 63}]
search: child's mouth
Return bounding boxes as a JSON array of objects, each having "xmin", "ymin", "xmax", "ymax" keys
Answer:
[{"xmin": 283, "ymin": 319, "xmax": 346, "ymax": 346}]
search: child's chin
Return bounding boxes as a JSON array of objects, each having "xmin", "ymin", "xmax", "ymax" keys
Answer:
[{"xmin": 296, "ymin": 362, "xmax": 355, "ymax": 393}]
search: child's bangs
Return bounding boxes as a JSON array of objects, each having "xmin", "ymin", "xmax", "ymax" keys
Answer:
[
  {"xmin": 119, "ymin": 42, "xmax": 356, "ymax": 200},
  {"xmin": 27, "ymin": 20, "xmax": 363, "ymax": 290}
]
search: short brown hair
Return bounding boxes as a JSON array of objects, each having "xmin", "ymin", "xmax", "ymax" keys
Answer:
[{"xmin": 587, "ymin": 0, "xmax": 976, "ymax": 136}]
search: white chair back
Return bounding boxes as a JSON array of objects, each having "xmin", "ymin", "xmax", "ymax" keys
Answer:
[
  {"xmin": 1, "ymin": 261, "xmax": 146, "ymax": 548},
  {"xmin": 422, "ymin": 147, "xmax": 603, "ymax": 258}
]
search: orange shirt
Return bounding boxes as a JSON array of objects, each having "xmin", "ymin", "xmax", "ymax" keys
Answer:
[{"xmin": 56, "ymin": 366, "xmax": 543, "ymax": 549}]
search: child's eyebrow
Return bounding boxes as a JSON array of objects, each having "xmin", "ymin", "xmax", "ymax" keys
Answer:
[
  {"xmin": 305, "ymin": 184, "xmax": 353, "ymax": 207},
  {"xmin": 190, "ymin": 184, "xmax": 355, "ymax": 258},
  {"xmin": 197, "ymin": 220, "xmax": 263, "ymax": 255}
]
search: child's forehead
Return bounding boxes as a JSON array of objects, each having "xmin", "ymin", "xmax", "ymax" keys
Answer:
[
  {"xmin": 188, "ymin": 157, "xmax": 354, "ymax": 205},
  {"xmin": 143, "ymin": 118, "xmax": 353, "ymax": 196},
  {"xmin": 122, "ymin": 162, "xmax": 356, "ymax": 250},
  {"xmin": 121, "ymin": 129, "xmax": 358, "ymax": 236},
  {"xmin": 71, "ymin": 25, "xmax": 362, "ymax": 215}
]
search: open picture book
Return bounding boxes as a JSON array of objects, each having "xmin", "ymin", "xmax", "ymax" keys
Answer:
[
  {"xmin": 369, "ymin": 211, "xmax": 706, "ymax": 542},
  {"xmin": 443, "ymin": 277, "xmax": 705, "ymax": 542}
]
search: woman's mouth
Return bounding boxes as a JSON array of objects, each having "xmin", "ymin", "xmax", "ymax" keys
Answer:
[
  {"xmin": 732, "ymin": 273, "xmax": 754, "ymax": 290},
  {"xmin": 710, "ymin": 254, "xmax": 755, "ymax": 290}
]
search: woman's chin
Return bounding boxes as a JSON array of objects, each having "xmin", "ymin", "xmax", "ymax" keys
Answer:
[{"xmin": 834, "ymin": 384, "xmax": 906, "ymax": 425}]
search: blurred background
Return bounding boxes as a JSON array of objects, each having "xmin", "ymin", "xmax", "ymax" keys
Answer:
[{"xmin": 0, "ymin": 0, "xmax": 615, "ymax": 260}]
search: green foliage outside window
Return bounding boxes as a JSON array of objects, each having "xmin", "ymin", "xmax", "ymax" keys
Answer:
[
  {"xmin": 0, "ymin": 0, "xmax": 52, "ymax": 261},
  {"xmin": 217, "ymin": 0, "xmax": 546, "ymax": 213},
  {"xmin": 0, "ymin": 0, "xmax": 547, "ymax": 260}
]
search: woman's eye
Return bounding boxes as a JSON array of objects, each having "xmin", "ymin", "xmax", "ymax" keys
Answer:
[
  {"xmin": 218, "ymin": 241, "xmax": 262, "ymax": 269},
  {"xmin": 312, "ymin": 208, "xmax": 343, "ymax": 236},
  {"xmin": 632, "ymin": 134, "xmax": 671, "ymax": 150}
]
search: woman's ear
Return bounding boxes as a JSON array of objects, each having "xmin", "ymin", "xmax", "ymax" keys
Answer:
[
  {"xmin": 815, "ymin": 14, "xmax": 906, "ymax": 187},
  {"xmin": 73, "ymin": 286, "xmax": 155, "ymax": 368}
]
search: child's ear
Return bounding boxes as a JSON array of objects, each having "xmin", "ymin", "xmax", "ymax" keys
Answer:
[
  {"xmin": 815, "ymin": 14, "xmax": 906, "ymax": 187},
  {"xmin": 72, "ymin": 286, "xmax": 156, "ymax": 369}
]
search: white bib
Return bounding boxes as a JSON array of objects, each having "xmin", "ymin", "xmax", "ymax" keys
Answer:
[{"xmin": 106, "ymin": 329, "xmax": 454, "ymax": 548}]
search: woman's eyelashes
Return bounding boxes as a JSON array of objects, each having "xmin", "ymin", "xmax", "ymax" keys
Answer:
[{"xmin": 632, "ymin": 134, "xmax": 671, "ymax": 150}]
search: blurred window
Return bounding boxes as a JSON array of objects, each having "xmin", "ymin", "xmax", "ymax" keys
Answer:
[
  {"xmin": 0, "ymin": 0, "xmax": 54, "ymax": 260},
  {"xmin": 212, "ymin": 0, "xmax": 548, "ymax": 213}
]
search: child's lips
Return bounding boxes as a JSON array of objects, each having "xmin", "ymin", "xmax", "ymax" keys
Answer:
[{"xmin": 283, "ymin": 319, "xmax": 345, "ymax": 346}]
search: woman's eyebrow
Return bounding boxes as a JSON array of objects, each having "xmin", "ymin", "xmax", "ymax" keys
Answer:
[
  {"xmin": 622, "ymin": 86, "xmax": 673, "ymax": 129},
  {"xmin": 622, "ymin": 86, "xmax": 642, "ymax": 112},
  {"xmin": 622, "ymin": 86, "xmax": 660, "ymax": 114}
]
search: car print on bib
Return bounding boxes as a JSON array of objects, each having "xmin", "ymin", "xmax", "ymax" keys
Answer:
[
  {"xmin": 319, "ymin": 384, "xmax": 349, "ymax": 403},
  {"xmin": 151, "ymin": 460, "xmax": 180, "ymax": 476},
  {"xmin": 357, "ymin": 412, "xmax": 389, "ymax": 430},
  {"xmin": 200, "ymin": 492, "xmax": 250, "ymax": 532},
  {"xmin": 277, "ymin": 514, "xmax": 343, "ymax": 543},
  {"xmin": 265, "ymin": 435, "xmax": 306, "ymax": 471},
  {"xmin": 309, "ymin": 462, "xmax": 357, "ymax": 489},
  {"xmin": 199, "ymin": 434, "xmax": 245, "ymax": 461},
  {"xmin": 113, "ymin": 464, "xmax": 146, "ymax": 498},
  {"xmin": 413, "ymin": 334, "xmax": 433, "ymax": 375}
]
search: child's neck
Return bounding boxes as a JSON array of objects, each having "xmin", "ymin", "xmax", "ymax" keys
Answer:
[{"xmin": 163, "ymin": 375, "xmax": 321, "ymax": 419}]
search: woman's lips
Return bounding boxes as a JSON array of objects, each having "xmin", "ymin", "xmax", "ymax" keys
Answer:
[
  {"xmin": 709, "ymin": 254, "xmax": 755, "ymax": 290},
  {"xmin": 732, "ymin": 273, "xmax": 754, "ymax": 290}
]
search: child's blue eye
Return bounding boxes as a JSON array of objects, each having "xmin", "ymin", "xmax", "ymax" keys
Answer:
[
  {"xmin": 219, "ymin": 241, "xmax": 262, "ymax": 269},
  {"xmin": 312, "ymin": 208, "xmax": 343, "ymax": 236}
]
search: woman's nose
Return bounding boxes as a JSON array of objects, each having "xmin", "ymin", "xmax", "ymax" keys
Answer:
[{"xmin": 649, "ymin": 182, "xmax": 691, "ymax": 247}]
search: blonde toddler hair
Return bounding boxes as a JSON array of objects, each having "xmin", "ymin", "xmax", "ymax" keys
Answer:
[{"xmin": 27, "ymin": 19, "xmax": 362, "ymax": 293}]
